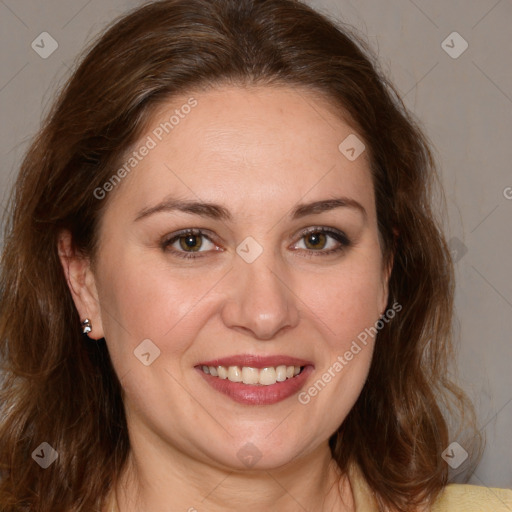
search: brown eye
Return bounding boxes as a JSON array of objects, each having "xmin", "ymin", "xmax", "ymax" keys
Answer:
[
  {"xmin": 303, "ymin": 232, "xmax": 328, "ymax": 250},
  {"xmin": 178, "ymin": 234, "xmax": 203, "ymax": 252},
  {"xmin": 293, "ymin": 227, "xmax": 351, "ymax": 257},
  {"xmin": 162, "ymin": 229, "xmax": 220, "ymax": 259}
]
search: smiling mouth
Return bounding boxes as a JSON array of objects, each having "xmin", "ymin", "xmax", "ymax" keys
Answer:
[{"xmin": 200, "ymin": 365, "xmax": 304, "ymax": 386}]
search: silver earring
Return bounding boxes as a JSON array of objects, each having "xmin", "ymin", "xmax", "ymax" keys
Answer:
[{"xmin": 81, "ymin": 318, "xmax": 92, "ymax": 334}]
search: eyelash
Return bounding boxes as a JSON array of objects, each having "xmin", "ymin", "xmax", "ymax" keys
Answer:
[{"xmin": 160, "ymin": 227, "xmax": 351, "ymax": 260}]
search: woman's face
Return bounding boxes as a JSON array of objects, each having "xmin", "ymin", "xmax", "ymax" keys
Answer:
[{"xmin": 74, "ymin": 85, "xmax": 390, "ymax": 471}]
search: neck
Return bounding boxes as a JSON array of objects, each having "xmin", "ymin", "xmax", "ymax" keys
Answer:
[{"xmin": 110, "ymin": 435, "xmax": 354, "ymax": 512}]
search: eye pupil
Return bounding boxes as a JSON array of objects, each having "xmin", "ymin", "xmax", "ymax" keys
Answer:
[
  {"xmin": 305, "ymin": 232, "xmax": 326, "ymax": 250},
  {"xmin": 180, "ymin": 234, "xmax": 202, "ymax": 251}
]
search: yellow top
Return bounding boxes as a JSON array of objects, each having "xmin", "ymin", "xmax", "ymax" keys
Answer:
[
  {"xmin": 105, "ymin": 463, "xmax": 512, "ymax": 511},
  {"xmin": 350, "ymin": 462, "xmax": 512, "ymax": 511}
]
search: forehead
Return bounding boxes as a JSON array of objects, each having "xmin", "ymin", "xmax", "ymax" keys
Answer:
[{"xmin": 103, "ymin": 85, "xmax": 375, "ymax": 222}]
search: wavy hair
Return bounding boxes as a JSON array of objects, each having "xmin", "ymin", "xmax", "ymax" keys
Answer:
[{"xmin": 0, "ymin": 0, "xmax": 480, "ymax": 510}]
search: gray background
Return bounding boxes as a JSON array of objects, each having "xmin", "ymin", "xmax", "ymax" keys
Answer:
[{"xmin": 0, "ymin": 0, "xmax": 510, "ymax": 491}]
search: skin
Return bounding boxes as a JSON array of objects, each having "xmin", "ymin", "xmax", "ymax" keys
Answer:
[{"xmin": 59, "ymin": 85, "xmax": 391, "ymax": 512}]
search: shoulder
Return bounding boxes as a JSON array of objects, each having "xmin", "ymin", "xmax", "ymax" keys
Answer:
[{"xmin": 431, "ymin": 483, "xmax": 512, "ymax": 511}]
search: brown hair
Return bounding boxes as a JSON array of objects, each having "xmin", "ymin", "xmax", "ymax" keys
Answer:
[{"xmin": 0, "ymin": 0, "xmax": 481, "ymax": 510}]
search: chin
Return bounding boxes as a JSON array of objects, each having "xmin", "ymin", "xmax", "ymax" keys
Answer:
[{"xmin": 202, "ymin": 434, "xmax": 313, "ymax": 472}]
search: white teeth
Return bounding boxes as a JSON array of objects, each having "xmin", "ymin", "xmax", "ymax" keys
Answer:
[
  {"xmin": 276, "ymin": 365, "xmax": 287, "ymax": 382},
  {"xmin": 201, "ymin": 364, "xmax": 303, "ymax": 385},
  {"xmin": 259, "ymin": 367, "xmax": 277, "ymax": 385},
  {"xmin": 242, "ymin": 367, "xmax": 259, "ymax": 385},
  {"xmin": 228, "ymin": 365, "xmax": 243, "ymax": 382}
]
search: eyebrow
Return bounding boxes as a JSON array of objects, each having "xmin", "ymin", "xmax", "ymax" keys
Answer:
[{"xmin": 134, "ymin": 197, "xmax": 367, "ymax": 222}]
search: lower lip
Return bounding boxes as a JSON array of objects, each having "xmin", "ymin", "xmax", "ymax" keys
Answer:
[{"xmin": 196, "ymin": 366, "xmax": 314, "ymax": 405}]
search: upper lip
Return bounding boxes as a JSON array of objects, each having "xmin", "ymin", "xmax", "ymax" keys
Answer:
[{"xmin": 197, "ymin": 354, "xmax": 313, "ymax": 369}]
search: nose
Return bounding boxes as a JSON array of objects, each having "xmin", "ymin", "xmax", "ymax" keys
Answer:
[{"xmin": 220, "ymin": 249, "xmax": 300, "ymax": 340}]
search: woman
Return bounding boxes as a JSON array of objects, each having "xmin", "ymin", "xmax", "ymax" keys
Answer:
[{"xmin": 0, "ymin": 0, "xmax": 510, "ymax": 510}]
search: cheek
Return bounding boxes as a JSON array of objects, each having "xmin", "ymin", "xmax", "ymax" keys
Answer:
[
  {"xmin": 293, "ymin": 261, "xmax": 383, "ymax": 433},
  {"xmin": 95, "ymin": 250, "xmax": 210, "ymax": 363},
  {"xmin": 297, "ymin": 258, "xmax": 386, "ymax": 347}
]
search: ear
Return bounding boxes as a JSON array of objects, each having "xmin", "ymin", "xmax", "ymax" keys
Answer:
[{"xmin": 57, "ymin": 230, "xmax": 105, "ymax": 340}]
